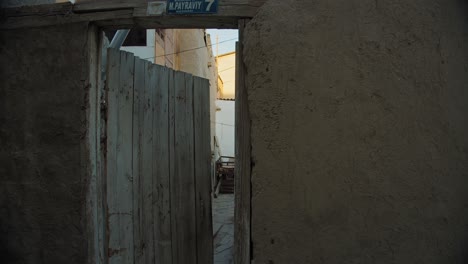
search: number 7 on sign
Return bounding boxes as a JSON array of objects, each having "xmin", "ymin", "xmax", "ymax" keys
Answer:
[{"xmin": 205, "ymin": 0, "xmax": 215, "ymax": 11}]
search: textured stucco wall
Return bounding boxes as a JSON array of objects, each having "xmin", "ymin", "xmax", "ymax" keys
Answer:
[
  {"xmin": 0, "ymin": 23, "xmax": 92, "ymax": 263},
  {"xmin": 244, "ymin": 0, "xmax": 468, "ymax": 263}
]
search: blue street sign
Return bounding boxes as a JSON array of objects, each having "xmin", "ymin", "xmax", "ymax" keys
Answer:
[{"xmin": 167, "ymin": 0, "xmax": 219, "ymax": 14}]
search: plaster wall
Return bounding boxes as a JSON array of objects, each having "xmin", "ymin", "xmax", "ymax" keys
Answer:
[
  {"xmin": 215, "ymin": 100, "xmax": 235, "ymax": 157},
  {"xmin": 155, "ymin": 29, "xmax": 176, "ymax": 68},
  {"xmin": 0, "ymin": 23, "xmax": 92, "ymax": 263},
  {"xmin": 244, "ymin": 0, "xmax": 468, "ymax": 263},
  {"xmin": 217, "ymin": 52, "xmax": 236, "ymax": 99}
]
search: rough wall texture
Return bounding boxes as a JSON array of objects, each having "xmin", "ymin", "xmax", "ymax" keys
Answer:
[
  {"xmin": 244, "ymin": 0, "xmax": 468, "ymax": 263},
  {"xmin": 0, "ymin": 23, "xmax": 91, "ymax": 263},
  {"xmin": 0, "ymin": 0, "xmax": 55, "ymax": 8}
]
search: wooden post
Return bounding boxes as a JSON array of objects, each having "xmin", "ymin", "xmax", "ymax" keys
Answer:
[{"xmin": 234, "ymin": 19, "xmax": 251, "ymax": 264}]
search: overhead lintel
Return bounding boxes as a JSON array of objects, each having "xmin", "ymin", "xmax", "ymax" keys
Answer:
[{"xmin": 1, "ymin": 0, "xmax": 266, "ymax": 30}]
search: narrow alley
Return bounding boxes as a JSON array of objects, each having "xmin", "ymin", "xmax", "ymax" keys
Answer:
[{"xmin": 213, "ymin": 194, "xmax": 235, "ymax": 264}]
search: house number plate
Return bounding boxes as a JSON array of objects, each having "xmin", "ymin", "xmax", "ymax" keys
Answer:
[{"xmin": 167, "ymin": 0, "xmax": 219, "ymax": 14}]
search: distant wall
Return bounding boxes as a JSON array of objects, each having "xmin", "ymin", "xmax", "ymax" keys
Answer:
[
  {"xmin": 244, "ymin": 0, "xmax": 468, "ymax": 263},
  {"xmin": 217, "ymin": 52, "xmax": 236, "ymax": 99},
  {"xmin": 215, "ymin": 100, "xmax": 235, "ymax": 157},
  {"xmin": 177, "ymin": 29, "xmax": 218, "ymax": 160},
  {"xmin": 154, "ymin": 29, "xmax": 177, "ymax": 68},
  {"xmin": 0, "ymin": 23, "xmax": 92, "ymax": 263}
]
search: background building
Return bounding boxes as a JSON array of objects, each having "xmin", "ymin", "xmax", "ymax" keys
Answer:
[
  {"xmin": 215, "ymin": 51, "xmax": 236, "ymax": 158},
  {"xmin": 216, "ymin": 51, "xmax": 236, "ymax": 100}
]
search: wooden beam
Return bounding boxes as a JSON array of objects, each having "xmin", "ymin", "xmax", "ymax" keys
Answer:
[
  {"xmin": 95, "ymin": 16, "xmax": 240, "ymax": 30},
  {"xmin": 1, "ymin": 0, "xmax": 266, "ymax": 29},
  {"xmin": 73, "ymin": 0, "xmax": 147, "ymax": 12}
]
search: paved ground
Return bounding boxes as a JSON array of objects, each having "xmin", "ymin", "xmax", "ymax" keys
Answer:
[{"xmin": 212, "ymin": 194, "xmax": 234, "ymax": 264}]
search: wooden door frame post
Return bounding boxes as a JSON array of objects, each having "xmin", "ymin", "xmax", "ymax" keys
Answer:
[{"xmin": 234, "ymin": 19, "xmax": 251, "ymax": 264}]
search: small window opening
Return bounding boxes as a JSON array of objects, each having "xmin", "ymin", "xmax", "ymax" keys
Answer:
[{"xmin": 105, "ymin": 29, "xmax": 147, "ymax": 46}]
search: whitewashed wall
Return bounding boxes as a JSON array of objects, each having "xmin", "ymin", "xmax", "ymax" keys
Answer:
[
  {"xmin": 215, "ymin": 100, "xmax": 235, "ymax": 157},
  {"xmin": 216, "ymin": 52, "xmax": 236, "ymax": 99}
]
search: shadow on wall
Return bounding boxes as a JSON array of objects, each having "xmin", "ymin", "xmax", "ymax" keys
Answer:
[{"xmin": 0, "ymin": 223, "xmax": 20, "ymax": 263}]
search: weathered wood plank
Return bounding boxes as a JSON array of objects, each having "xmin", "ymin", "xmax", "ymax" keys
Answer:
[
  {"xmin": 73, "ymin": 0, "xmax": 146, "ymax": 12},
  {"xmin": 2, "ymin": 2, "xmax": 73, "ymax": 16},
  {"xmin": 193, "ymin": 77, "xmax": 214, "ymax": 264},
  {"xmin": 76, "ymin": 0, "xmax": 265, "ymax": 17},
  {"xmin": 97, "ymin": 31, "xmax": 110, "ymax": 264},
  {"xmin": 114, "ymin": 50, "xmax": 135, "ymax": 264},
  {"xmin": 153, "ymin": 64, "xmax": 172, "ymax": 264},
  {"xmin": 85, "ymin": 24, "xmax": 102, "ymax": 264},
  {"xmin": 141, "ymin": 60, "xmax": 155, "ymax": 264},
  {"xmin": 132, "ymin": 55, "xmax": 144, "ymax": 264},
  {"xmin": 168, "ymin": 68, "xmax": 177, "ymax": 264},
  {"xmin": 171, "ymin": 71, "xmax": 197, "ymax": 264},
  {"xmin": 234, "ymin": 19, "xmax": 251, "ymax": 264},
  {"xmin": 105, "ymin": 47, "xmax": 121, "ymax": 264},
  {"xmin": 96, "ymin": 16, "xmax": 240, "ymax": 30},
  {"xmin": 1, "ymin": 0, "xmax": 266, "ymax": 29}
]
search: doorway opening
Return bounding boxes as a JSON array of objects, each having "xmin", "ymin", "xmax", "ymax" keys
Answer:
[
  {"xmin": 209, "ymin": 29, "xmax": 238, "ymax": 264},
  {"xmin": 100, "ymin": 26, "xmax": 242, "ymax": 264}
]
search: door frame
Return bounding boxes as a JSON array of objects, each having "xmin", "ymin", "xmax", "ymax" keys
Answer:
[{"xmin": 2, "ymin": 2, "xmax": 262, "ymax": 263}]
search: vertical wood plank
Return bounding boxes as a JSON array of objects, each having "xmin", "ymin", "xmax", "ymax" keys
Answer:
[
  {"xmin": 106, "ymin": 47, "xmax": 121, "ymax": 264},
  {"xmin": 86, "ymin": 24, "xmax": 100, "ymax": 264},
  {"xmin": 153, "ymin": 64, "xmax": 172, "ymax": 264},
  {"xmin": 141, "ymin": 61, "xmax": 155, "ymax": 264},
  {"xmin": 193, "ymin": 77, "xmax": 214, "ymax": 264},
  {"xmin": 171, "ymin": 71, "xmax": 197, "ymax": 264},
  {"xmin": 116, "ymin": 50, "xmax": 135, "ymax": 264},
  {"xmin": 234, "ymin": 19, "xmax": 251, "ymax": 264},
  {"xmin": 132, "ymin": 56, "xmax": 145, "ymax": 264},
  {"xmin": 168, "ymin": 68, "xmax": 176, "ymax": 264},
  {"xmin": 98, "ymin": 32, "xmax": 110, "ymax": 264}
]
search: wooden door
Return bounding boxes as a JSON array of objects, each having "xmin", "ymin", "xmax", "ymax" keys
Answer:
[{"xmin": 104, "ymin": 48, "xmax": 213, "ymax": 264}]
